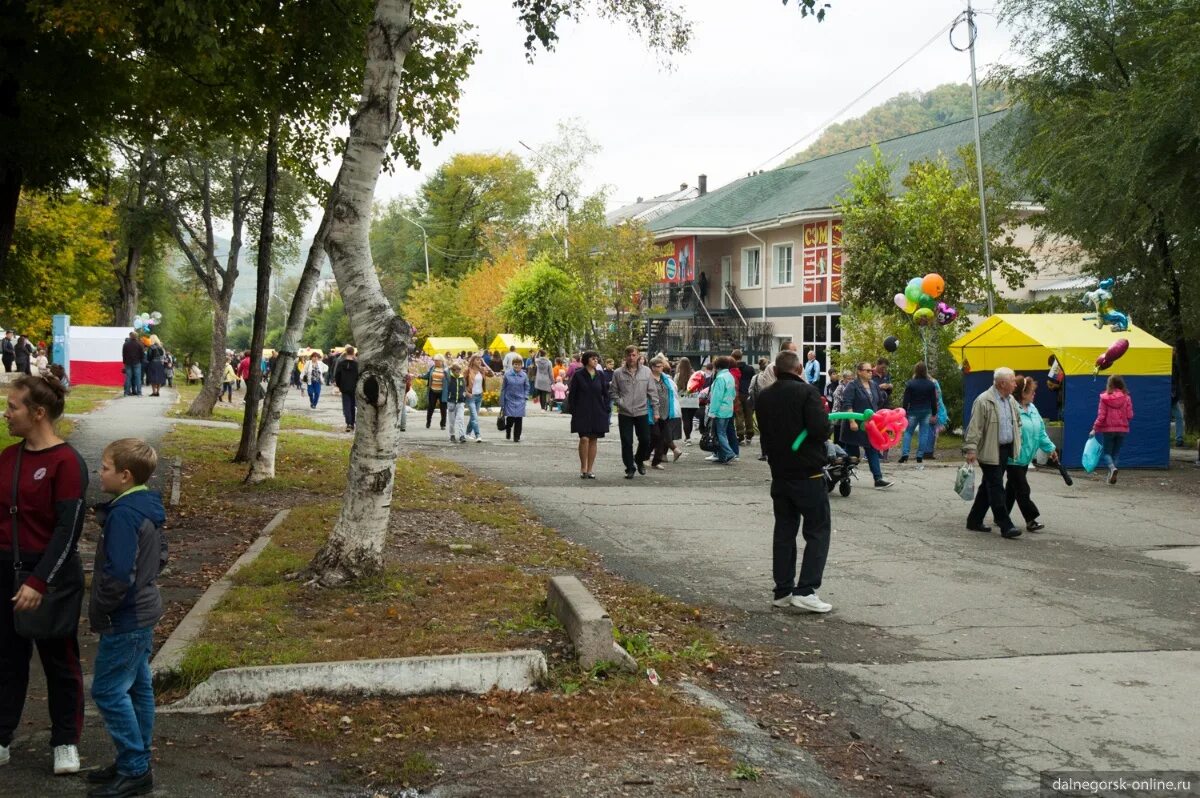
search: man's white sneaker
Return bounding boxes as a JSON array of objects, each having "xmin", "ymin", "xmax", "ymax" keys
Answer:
[
  {"xmin": 0, "ymin": 743, "xmax": 9, "ymax": 766},
  {"xmin": 771, "ymin": 595, "xmax": 793, "ymax": 608},
  {"xmin": 53, "ymin": 744, "xmax": 80, "ymax": 775},
  {"xmin": 704, "ymin": 454, "xmax": 718, "ymax": 461},
  {"xmin": 791, "ymin": 593, "xmax": 832, "ymax": 613}
]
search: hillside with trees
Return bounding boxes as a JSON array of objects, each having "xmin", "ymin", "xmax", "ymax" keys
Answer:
[{"xmin": 782, "ymin": 83, "xmax": 1009, "ymax": 165}]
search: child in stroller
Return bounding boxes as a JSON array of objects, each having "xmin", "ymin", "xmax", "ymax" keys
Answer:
[{"xmin": 823, "ymin": 440, "xmax": 860, "ymax": 496}]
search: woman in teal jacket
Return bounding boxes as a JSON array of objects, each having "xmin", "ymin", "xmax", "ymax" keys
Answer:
[
  {"xmin": 1005, "ymin": 375, "xmax": 1057, "ymax": 532},
  {"xmin": 707, "ymin": 356, "xmax": 738, "ymax": 464}
]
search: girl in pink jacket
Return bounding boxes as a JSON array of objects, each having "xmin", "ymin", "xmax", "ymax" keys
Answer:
[{"xmin": 1092, "ymin": 375, "xmax": 1134, "ymax": 484}]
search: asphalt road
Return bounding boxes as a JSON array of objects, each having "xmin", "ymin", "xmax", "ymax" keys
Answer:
[{"xmin": 383, "ymin": 405, "xmax": 1200, "ymax": 797}]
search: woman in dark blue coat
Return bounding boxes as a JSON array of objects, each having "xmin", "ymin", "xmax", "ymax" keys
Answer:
[
  {"xmin": 839, "ymin": 361, "xmax": 893, "ymax": 489},
  {"xmin": 568, "ymin": 351, "xmax": 610, "ymax": 479}
]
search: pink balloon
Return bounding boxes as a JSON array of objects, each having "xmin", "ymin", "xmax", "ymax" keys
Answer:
[
  {"xmin": 894, "ymin": 293, "xmax": 908, "ymax": 311},
  {"xmin": 936, "ymin": 302, "xmax": 958, "ymax": 325}
]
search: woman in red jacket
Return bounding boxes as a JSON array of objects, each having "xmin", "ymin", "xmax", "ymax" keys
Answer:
[
  {"xmin": 1092, "ymin": 374, "xmax": 1134, "ymax": 485},
  {"xmin": 0, "ymin": 373, "xmax": 88, "ymax": 775}
]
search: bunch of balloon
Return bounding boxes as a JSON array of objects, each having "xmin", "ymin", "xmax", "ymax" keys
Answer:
[
  {"xmin": 133, "ymin": 311, "xmax": 163, "ymax": 338},
  {"xmin": 892, "ymin": 273, "xmax": 956, "ymax": 365}
]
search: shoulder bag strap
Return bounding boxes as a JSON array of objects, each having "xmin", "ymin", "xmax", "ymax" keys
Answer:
[{"xmin": 11, "ymin": 446, "xmax": 22, "ymax": 571}]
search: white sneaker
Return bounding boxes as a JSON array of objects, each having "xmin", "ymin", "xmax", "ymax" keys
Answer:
[
  {"xmin": 771, "ymin": 595, "xmax": 793, "ymax": 608},
  {"xmin": 791, "ymin": 593, "xmax": 832, "ymax": 613},
  {"xmin": 705, "ymin": 454, "xmax": 718, "ymax": 461},
  {"xmin": 0, "ymin": 743, "xmax": 9, "ymax": 766},
  {"xmin": 474, "ymin": 436, "xmax": 484, "ymax": 443},
  {"xmin": 53, "ymin": 744, "xmax": 79, "ymax": 775}
]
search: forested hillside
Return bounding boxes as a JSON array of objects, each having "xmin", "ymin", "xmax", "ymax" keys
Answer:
[{"xmin": 782, "ymin": 83, "xmax": 1009, "ymax": 165}]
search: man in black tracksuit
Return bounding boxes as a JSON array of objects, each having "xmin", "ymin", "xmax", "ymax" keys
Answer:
[{"xmin": 754, "ymin": 350, "xmax": 834, "ymax": 613}]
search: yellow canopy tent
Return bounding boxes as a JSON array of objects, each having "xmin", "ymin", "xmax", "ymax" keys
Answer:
[
  {"xmin": 950, "ymin": 314, "xmax": 1171, "ymax": 469},
  {"xmin": 949, "ymin": 314, "xmax": 1171, "ymax": 376},
  {"xmin": 487, "ymin": 334, "xmax": 540, "ymax": 356},
  {"xmin": 422, "ymin": 337, "xmax": 479, "ymax": 356}
]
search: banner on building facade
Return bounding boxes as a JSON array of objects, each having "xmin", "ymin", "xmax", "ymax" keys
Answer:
[{"xmin": 654, "ymin": 236, "xmax": 696, "ymax": 283}]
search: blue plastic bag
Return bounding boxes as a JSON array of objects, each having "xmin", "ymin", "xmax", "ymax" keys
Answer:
[{"xmin": 1082, "ymin": 435, "xmax": 1102, "ymax": 473}]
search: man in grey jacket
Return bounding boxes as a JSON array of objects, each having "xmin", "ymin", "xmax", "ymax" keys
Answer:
[
  {"xmin": 963, "ymin": 367, "xmax": 1022, "ymax": 538},
  {"xmin": 610, "ymin": 345, "xmax": 655, "ymax": 479}
]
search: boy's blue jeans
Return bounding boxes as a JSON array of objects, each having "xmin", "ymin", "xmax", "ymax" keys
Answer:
[{"xmin": 91, "ymin": 627, "xmax": 154, "ymax": 777}]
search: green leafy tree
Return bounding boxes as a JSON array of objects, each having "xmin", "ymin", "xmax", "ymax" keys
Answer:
[
  {"xmin": 400, "ymin": 276, "xmax": 471, "ymax": 342},
  {"xmin": 997, "ymin": 0, "xmax": 1200, "ymax": 429},
  {"xmin": 1, "ymin": 191, "xmax": 115, "ymax": 336},
  {"xmin": 500, "ymin": 256, "xmax": 587, "ymax": 355},
  {"xmin": 838, "ymin": 145, "xmax": 1033, "ymax": 311}
]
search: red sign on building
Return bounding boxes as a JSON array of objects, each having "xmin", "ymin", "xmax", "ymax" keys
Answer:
[{"xmin": 654, "ymin": 236, "xmax": 696, "ymax": 283}]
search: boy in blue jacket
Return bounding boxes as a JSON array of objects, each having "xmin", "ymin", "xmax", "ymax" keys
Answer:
[{"xmin": 87, "ymin": 438, "xmax": 167, "ymax": 798}]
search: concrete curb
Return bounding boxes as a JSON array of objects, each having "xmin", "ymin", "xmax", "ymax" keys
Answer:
[
  {"xmin": 167, "ymin": 650, "xmax": 547, "ymax": 710},
  {"xmin": 169, "ymin": 456, "xmax": 182, "ymax": 507},
  {"xmin": 546, "ymin": 575, "xmax": 638, "ymax": 673},
  {"xmin": 151, "ymin": 508, "xmax": 289, "ymax": 676}
]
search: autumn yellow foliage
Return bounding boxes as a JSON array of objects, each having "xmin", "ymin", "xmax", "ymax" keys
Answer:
[{"xmin": 1, "ymin": 191, "xmax": 115, "ymax": 336}]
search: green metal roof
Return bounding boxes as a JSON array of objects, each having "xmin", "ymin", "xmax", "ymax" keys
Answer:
[{"xmin": 650, "ymin": 110, "xmax": 1012, "ymax": 234}]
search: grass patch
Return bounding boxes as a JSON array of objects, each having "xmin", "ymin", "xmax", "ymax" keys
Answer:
[
  {"xmin": 64, "ymin": 384, "xmax": 123, "ymax": 415},
  {"xmin": 169, "ymin": 382, "xmax": 336, "ymax": 430}
]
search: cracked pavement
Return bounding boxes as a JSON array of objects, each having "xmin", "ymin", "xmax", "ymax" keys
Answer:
[{"xmin": 303, "ymin": 400, "xmax": 1200, "ymax": 795}]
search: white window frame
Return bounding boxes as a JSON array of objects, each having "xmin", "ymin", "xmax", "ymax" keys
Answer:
[
  {"xmin": 740, "ymin": 246, "xmax": 761, "ymax": 290},
  {"xmin": 772, "ymin": 242, "xmax": 795, "ymax": 287}
]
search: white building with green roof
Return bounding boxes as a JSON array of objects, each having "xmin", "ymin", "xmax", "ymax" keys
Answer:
[{"xmin": 639, "ymin": 110, "xmax": 1072, "ymax": 371}]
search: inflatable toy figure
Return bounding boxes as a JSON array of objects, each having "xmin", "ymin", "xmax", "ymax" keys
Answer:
[{"xmin": 1082, "ymin": 278, "xmax": 1130, "ymax": 332}]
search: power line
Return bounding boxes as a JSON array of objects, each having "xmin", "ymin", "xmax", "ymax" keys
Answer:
[{"xmin": 754, "ymin": 16, "xmax": 958, "ymax": 171}]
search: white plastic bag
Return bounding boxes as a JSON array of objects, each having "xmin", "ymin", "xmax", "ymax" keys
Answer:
[
  {"xmin": 954, "ymin": 463, "xmax": 975, "ymax": 501},
  {"xmin": 405, "ymin": 389, "xmax": 418, "ymax": 408}
]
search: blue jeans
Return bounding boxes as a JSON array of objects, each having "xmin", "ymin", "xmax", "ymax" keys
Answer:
[
  {"xmin": 124, "ymin": 363, "xmax": 142, "ymax": 395},
  {"xmin": 91, "ymin": 628, "xmax": 154, "ymax": 777},
  {"xmin": 844, "ymin": 443, "xmax": 882, "ymax": 481},
  {"xmin": 714, "ymin": 415, "xmax": 736, "ymax": 462},
  {"xmin": 902, "ymin": 410, "xmax": 931, "ymax": 457},
  {"xmin": 1100, "ymin": 431, "xmax": 1126, "ymax": 470},
  {"xmin": 307, "ymin": 380, "xmax": 322, "ymax": 407},
  {"xmin": 1171, "ymin": 401, "xmax": 1185, "ymax": 444},
  {"xmin": 466, "ymin": 394, "xmax": 482, "ymax": 437}
]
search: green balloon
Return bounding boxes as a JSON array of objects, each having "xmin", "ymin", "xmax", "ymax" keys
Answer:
[
  {"xmin": 918, "ymin": 293, "xmax": 936, "ymax": 310},
  {"xmin": 904, "ymin": 282, "xmax": 923, "ymax": 302}
]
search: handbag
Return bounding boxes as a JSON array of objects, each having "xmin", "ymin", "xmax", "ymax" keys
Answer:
[
  {"xmin": 954, "ymin": 463, "xmax": 975, "ymax": 501},
  {"xmin": 1082, "ymin": 434, "xmax": 1103, "ymax": 473},
  {"xmin": 699, "ymin": 428, "xmax": 715, "ymax": 452},
  {"xmin": 10, "ymin": 448, "xmax": 84, "ymax": 640}
]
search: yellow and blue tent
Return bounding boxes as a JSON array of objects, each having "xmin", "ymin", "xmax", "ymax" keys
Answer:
[
  {"xmin": 950, "ymin": 314, "xmax": 1171, "ymax": 468},
  {"xmin": 422, "ymin": 337, "xmax": 479, "ymax": 357}
]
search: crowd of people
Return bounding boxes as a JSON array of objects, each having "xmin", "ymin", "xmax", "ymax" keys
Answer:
[
  {"xmin": 3, "ymin": 330, "xmax": 53, "ymax": 378},
  {"xmin": 119, "ymin": 333, "xmax": 174, "ymax": 397}
]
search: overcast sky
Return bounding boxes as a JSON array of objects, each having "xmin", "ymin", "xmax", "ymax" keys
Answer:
[{"xmin": 327, "ymin": 0, "xmax": 1016, "ymax": 221}]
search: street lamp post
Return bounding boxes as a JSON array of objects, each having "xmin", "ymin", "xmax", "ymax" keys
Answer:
[{"xmin": 399, "ymin": 212, "xmax": 430, "ymax": 283}]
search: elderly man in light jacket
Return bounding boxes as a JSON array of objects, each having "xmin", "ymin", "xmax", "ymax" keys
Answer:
[{"xmin": 963, "ymin": 366, "xmax": 1023, "ymax": 538}]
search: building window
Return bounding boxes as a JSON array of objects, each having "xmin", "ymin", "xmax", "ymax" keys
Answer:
[
  {"xmin": 800, "ymin": 313, "xmax": 842, "ymax": 388},
  {"xmin": 772, "ymin": 243, "xmax": 794, "ymax": 287},
  {"xmin": 802, "ymin": 220, "xmax": 844, "ymax": 304},
  {"xmin": 740, "ymin": 247, "xmax": 761, "ymax": 289}
]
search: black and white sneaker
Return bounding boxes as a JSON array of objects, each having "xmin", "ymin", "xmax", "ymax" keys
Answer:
[{"xmin": 874, "ymin": 479, "xmax": 893, "ymax": 489}]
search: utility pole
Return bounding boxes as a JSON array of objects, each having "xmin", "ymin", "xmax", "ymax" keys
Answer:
[
  {"xmin": 399, "ymin": 212, "xmax": 430, "ymax": 283},
  {"xmin": 555, "ymin": 191, "xmax": 570, "ymax": 259},
  {"xmin": 965, "ymin": 0, "xmax": 995, "ymax": 316}
]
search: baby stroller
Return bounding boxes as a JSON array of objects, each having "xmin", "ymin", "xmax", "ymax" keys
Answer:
[{"xmin": 823, "ymin": 441, "xmax": 860, "ymax": 497}]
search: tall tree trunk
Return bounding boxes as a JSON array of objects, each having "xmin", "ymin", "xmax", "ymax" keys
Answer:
[
  {"xmin": 1153, "ymin": 218, "xmax": 1198, "ymax": 432},
  {"xmin": 0, "ymin": 165, "xmax": 20, "ymax": 279},
  {"xmin": 115, "ymin": 250, "xmax": 140, "ymax": 326},
  {"xmin": 186, "ymin": 157, "xmax": 246, "ymax": 418},
  {"xmin": 308, "ymin": 0, "xmax": 418, "ymax": 585},
  {"xmin": 248, "ymin": 221, "xmax": 329, "ymax": 483},
  {"xmin": 235, "ymin": 114, "xmax": 281, "ymax": 462},
  {"xmin": 114, "ymin": 153, "xmax": 151, "ymax": 326}
]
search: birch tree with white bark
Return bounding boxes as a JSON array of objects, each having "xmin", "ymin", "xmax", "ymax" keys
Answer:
[{"xmin": 308, "ymin": 0, "xmax": 692, "ymax": 584}]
